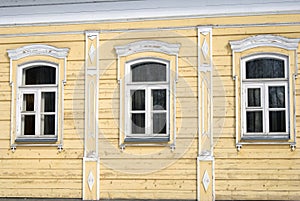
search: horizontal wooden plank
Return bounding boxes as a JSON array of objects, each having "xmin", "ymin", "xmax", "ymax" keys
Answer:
[
  {"xmin": 0, "ymin": 188, "xmax": 81, "ymax": 198},
  {"xmin": 100, "ymin": 190, "xmax": 196, "ymax": 200},
  {"xmin": 100, "ymin": 158, "xmax": 196, "ymax": 170},
  {"xmin": 216, "ymin": 179, "xmax": 300, "ymax": 191},
  {"xmin": 215, "ymin": 147, "xmax": 300, "ymax": 159},
  {"xmin": 0, "ymin": 168, "xmax": 82, "ymax": 179},
  {"xmin": 99, "ymin": 141, "xmax": 198, "ymax": 159},
  {"xmin": 101, "ymin": 179, "xmax": 196, "ymax": 190},
  {"xmin": 0, "ymin": 178, "xmax": 81, "ymax": 189},
  {"xmin": 213, "ymin": 25, "xmax": 300, "ymax": 36},
  {"xmin": 215, "ymin": 158, "xmax": 300, "ymax": 170},
  {"xmin": 0, "ymin": 34, "xmax": 84, "ymax": 45},
  {"xmin": 216, "ymin": 169, "xmax": 300, "ymax": 180},
  {"xmin": 0, "ymin": 158, "xmax": 82, "ymax": 169},
  {"xmin": 101, "ymin": 168, "xmax": 196, "ymax": 180},
  {"xmin": 216, "ymin": 190, "xmax": 300, "ymax": 201},
  {"xmin": 0, "ymin": 148, "xmax": 83, "ymax": 159}
]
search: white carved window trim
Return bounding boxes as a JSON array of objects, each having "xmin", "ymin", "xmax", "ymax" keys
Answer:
[
  {"xmin": 229, "ymin": 35, "xmax": 299, "ymax": 151},
  {"xmin": 115, "ymin": 40, "xmax": 180, "ymax": 150},
  {"xmin": 7, "ymin": 44, "xmax": 69, "ymax": 151}
]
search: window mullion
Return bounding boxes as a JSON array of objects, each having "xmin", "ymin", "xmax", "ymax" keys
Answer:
[
  {"xmin": 55, "ymin": 89, "xmax": 58, "ymax": 136},
  {"xmin": 242, "ymin": 86, "xmax": 246, "ymax": 134},
  {"xmin": 146, "ymin": 86, "xmax": 151, "ymax": 136},
  {"xmin": 17, "ymin": 91, "xmax": 23, "ymax": 136},
  {"xmin": 126, "ymin": 88, "xmax": 131, "ymax": 135},
  {"xmin": 166, "ymin": 86, "xmax": 170, "ymax": 136},
  {"xmin": 36, "ymin": 90, "xmax": 41, "ymax": 137},
  {"xmin": 264, "ymin": 83, "xmax": 269, "ymax": 134},
  {"xmin": 285, "ymin": 83, "xmax": 289, "ymax": 134}
]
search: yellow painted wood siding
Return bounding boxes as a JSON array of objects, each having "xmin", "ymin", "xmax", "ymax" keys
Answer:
[
  {"xmin": 212, "ymin": 25, "xmax": 300, "ymax": 200},
  {"xmin": 0, "ymin": 13, "xmax": 299, "ymax": 200},
  {"xmin": 98, "ymin": 30, "xmax": 198, "ymax": 200},
  {"xmin": 0, "ymin": 34, "xmax": 85, "ymax": 198}
]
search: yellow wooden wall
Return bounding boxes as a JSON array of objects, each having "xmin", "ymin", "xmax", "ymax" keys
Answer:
[
  {"xmin": 212, "ymin": 25, "xmax": 300, "ymax": 200},
  {"xmin": 0, "ymin": 34, "xmax": 85, "ymax": 198},
  {"xmin": 0, "ymin": 13, "xmax": 299, "ymax": 200},
  {"xmin": 97, "ymin": 30, "xmax": 198, "ymax": 200}
]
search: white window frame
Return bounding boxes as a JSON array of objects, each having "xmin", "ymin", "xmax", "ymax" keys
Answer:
[
  {"xmin": 241, "ymin": 54, "xmax": 289, "ymax": 139},
  {"xmin": 124, "ymin": 58, "xmax": 170, "ymax": 141},
  {"xmin": 16, "ymin": 62, "xmax": 58, "ymax": 140}
]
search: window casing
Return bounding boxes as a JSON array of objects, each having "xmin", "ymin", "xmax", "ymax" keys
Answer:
[
  {"xmin": 230, "ymin": 35, "xmax": 299, "ymax": 150},
  {"xmin": 242, "ymin": 54, "xmax": 289, "ymax": 139},
  {"xmin": 16, "ymin": 62, "xmax": 58, "ymax": 141},
  {"xmin": 125, "ymin": 59, "xmax": 170, "ymax": 141}
]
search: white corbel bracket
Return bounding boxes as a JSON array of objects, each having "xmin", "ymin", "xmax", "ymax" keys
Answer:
[
  {"xmin": 120, "ymin": 144, "xmax": 126, "ymax": 152},
  {"xmin": 290, "ymin": 143, "xmax": 296, "ymax": 151},
  {"xmin": 236, "ymin": 144, "xmax": 242, "ymax": 152},
  {"xmin": 11, "ymin": 145, "xmax": 16, "ymax": 153},
  {"xmin": 170, "ymin": 144, "xmax": 176, "ymax": 152},
  {"xmin": 57, "ymin": 144, "xmax": 63, "ymax": 152}
]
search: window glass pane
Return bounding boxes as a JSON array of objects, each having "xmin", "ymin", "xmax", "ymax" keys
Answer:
[
  {"xmin": 246, "ymin": 58, "xmax": 284, "ymax": 79},
  {"xmin": 269, "ymin": 111, "xmax": 286, "ymax": 132},
  {"xmin": 152, "ymin": 89, "xmax": 166, "ymax": 110},
  {"xmin": 247, "ymin": 88, "xmax": 261, "ymax": 107},
  {"xmin": 23, "ymin": 94, "xmax": 34, "ymax": 111},
  {"xmin": 22, "ymin": 115, "xmax": 35, "ymax": 135},
  {"xmin": 131, "ymin": 62, "xmax": 166, "ymax": 82},
  {"xmin": 41, "ymin": 92, "xmax": 55, "ymax": 112},
  {"xmin": 131, "ymin": 113, "xmax": 145, "ymax": 134},
  {"xmin": 246, "ymin": 111, "xmax": 263, "ymax": 133},
  {"xmin": 41, "ymin": 115, "xmax": 55, "ymax": 135},
  {"xmin": 153, "ymin": 113, "xmax": 166, "ymax": 134},
  {"xmin": 269, "ymin": 86, "xmax": 285, "ymax": 108},
  {"xmin": 131, "ymin": 90, "xmax": 145, "ymax": 111},
  {"xmin": 24, "ymin": 66, "xmax": 56, "ymax": 85}
]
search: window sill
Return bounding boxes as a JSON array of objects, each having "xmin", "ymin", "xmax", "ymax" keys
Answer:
[
  {"xmin": 241, "ymin": 135, "xmax": 289, "ymax": 141},
  {"xmin": 15, "ymin": 137, "xmax": 58, "ymax": 143},
  {"xmin": 124, "ymin": 137, "xmax": 170, "ymax": 143}
]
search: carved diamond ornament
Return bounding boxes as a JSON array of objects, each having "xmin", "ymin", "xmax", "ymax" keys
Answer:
[
  {"xmin": 88, "ymin": 35, "xmax": 97, "ymax": 41},
  {"xmin": 89, "ymin": 44, "xmax": 96, "ymax": 63},
  {"xmin": 87, "ymin": 171, "xmax": 95, "ymax": 191},
  {"xmin": 202, "ymin": 38, "xmax": 209, "ymax": 59},
  {"xmin": 202, "ymin": 170, "xmax": 210, "ymax": 192}
]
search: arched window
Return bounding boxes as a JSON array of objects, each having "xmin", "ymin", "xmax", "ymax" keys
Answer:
[
  {"xmin": 242, "ymin": 54, "xmax": 288, "ymax": 139},
  {"xmin": 16, "ymin": 62, "xmax": 58, "ymax": 140},
  {"xmin": 230, "ymin": 35, "xmax": 298, "ymax": 150},
  {"xmin": 7, "ymin": 44, "xmax": 68, "ymax": 149},
  {"xmin": 115, "ymin": 40, "xmax": 180, "ymax": 148},
  {"xmin": 125, "ymin": 59, "xmax": 170, "ymax": 141}
]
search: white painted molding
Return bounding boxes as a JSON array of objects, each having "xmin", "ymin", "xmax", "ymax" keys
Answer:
[
  {"xmin": 7, "ymin": 44, "xmax": 69, "ymax": 60},
  {"xmin": 8, "ymin": 45, "xmax": 69, "ymax": 151},
  {"xmin": 229, "ymin": 35, "xmax": 300, "ymax": 52},
  {"xmin": 1, "ymin": 0, "xmax": 300, "ymax": 26},
  {"xmin": 115, "ymin": 40, "xmax": 180, "ymax": 57},
  {"xmin": 230, "ymin": 35, "xmax": 299, "ymax": 151}
]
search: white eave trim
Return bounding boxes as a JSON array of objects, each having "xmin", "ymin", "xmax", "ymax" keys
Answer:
[
  {"xmin": 1, "ymin": 0, "xmax": 300, "ymax": 26},
  {"xmin": 229, "ymin": 35, "xmax": 300, "ymax": 52},
  {"xmin": 7, "ymin": 44, "xmax": 69, "ymax": 60},
  {"xmin": 115, "ymin": 40, "xmax": 180, "ymax": 57}
]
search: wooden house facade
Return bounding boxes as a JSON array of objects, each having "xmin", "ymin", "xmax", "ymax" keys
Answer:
[{"xmin": 0, "ymin": 0, "xmax": 300, "ymax": 200}]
